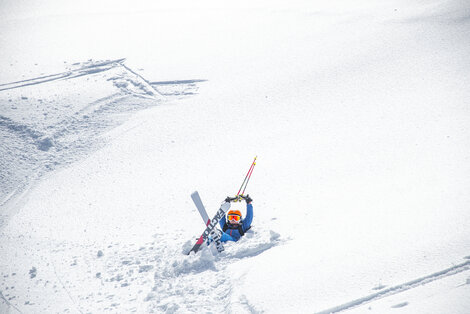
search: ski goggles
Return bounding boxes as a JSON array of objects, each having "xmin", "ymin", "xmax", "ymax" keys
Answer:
[{"xmin": 227, "ymin": 214, "xmax": 241, "ymax": 222}]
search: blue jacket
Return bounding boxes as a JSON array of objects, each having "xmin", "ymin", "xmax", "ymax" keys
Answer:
[{"xmin": 219, "ymin": 203, "xmax": 253, "ymax": 242}]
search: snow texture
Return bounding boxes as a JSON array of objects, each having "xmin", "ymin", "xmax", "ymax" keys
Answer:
[{"xmin": 1, "ymin": 0, "xmax": 470, "ymax": 313}]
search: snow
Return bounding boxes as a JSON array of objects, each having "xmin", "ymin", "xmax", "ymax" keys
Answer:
[{"xmin": 1, "ymin": 0, "xmax": 470, "ymax": 313}]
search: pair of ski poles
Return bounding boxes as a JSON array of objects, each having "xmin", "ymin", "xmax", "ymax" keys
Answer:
[{"xmin": 233, "ymin": 156, "xmax": 257, "ymax": 202}]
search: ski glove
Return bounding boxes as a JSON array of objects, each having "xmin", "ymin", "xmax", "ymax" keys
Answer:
[
  {"xmin": 244, "ymin": 195, "xmax": 253, "ymax": 204},
  {"xmin": 225, "ymin": 196, "xmax": 239, "ymax": 203}
]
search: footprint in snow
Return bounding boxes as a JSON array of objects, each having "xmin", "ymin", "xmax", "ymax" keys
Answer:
[{"xmin": 391, "ymin": 302, "xmax": 409, "ymax": 308}]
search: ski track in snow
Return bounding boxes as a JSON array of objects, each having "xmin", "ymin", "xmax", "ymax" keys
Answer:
[
  {"xmin": 318, "ymin": 259, "xmax": 470, "ymax": 313},
  {"xmin": 150, "ymin": 80, "xmax": 207, "ymax": 96},
  {"xmin": 0, "ymin": 59, "xmax": 205, "ymax": 221},
  {"xmin": 0, "ymin": 59, "xmax": 127, "ymax": 92}
]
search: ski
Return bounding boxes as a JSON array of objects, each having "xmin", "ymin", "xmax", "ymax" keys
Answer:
[
  {"xmin": 186, "ymin": 200, "xmax": 231, "ymax": 255},
  {"xmin": 191, "ymin": 191, "xmax": 211, "ymax": 225},
  {"xmin": 190, "ymin": 191, "xmax": 221, "ymax": 255}
]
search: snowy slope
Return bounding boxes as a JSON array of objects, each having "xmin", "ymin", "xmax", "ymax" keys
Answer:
[
  {"xmin": 1, "ymin": 0, "xmax": 470, "ymax": 313},
  {"xmin": 0, "ymin": 59, "xmax": 163, "ymax": 208}
]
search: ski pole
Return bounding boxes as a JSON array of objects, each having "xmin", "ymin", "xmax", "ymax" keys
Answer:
[
  {"xmin": 236, "ymin": 156, "xmax": 257, "ymax": 201},
  {"xmin": 236, "ymin": 156, "xmax": 256, "ymax": 197},
  {"xmin": 241, "ymin": 160, "xmax": 256, "ymax": 196}
]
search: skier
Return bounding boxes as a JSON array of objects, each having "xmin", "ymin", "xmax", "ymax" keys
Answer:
[{"xmin": 219, "ymin": 195, "xmax": 253, "ymax": 242}]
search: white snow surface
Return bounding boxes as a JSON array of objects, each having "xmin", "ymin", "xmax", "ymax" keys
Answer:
[{"xmin": 1, "ymin": 0, "xmax": 470, "ymax": 313}]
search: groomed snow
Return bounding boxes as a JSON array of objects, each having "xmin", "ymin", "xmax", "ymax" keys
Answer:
[{"xmin": 1, "ymin": 0, "xmax": 470, "ymax": 313}]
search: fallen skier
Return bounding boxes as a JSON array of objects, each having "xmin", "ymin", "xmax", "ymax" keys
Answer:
[{"xmin": 219, "ymin": 195, "xmax": 253, "ymax": 242}]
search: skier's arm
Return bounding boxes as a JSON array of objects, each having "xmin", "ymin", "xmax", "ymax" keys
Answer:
[
  {"xmin": 242, "ymin": 203, "xmax": 253, "ymax": 230},
  {"xmin": 219, "ymin": 213, "xmax": 227, "ymax": 229}
]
